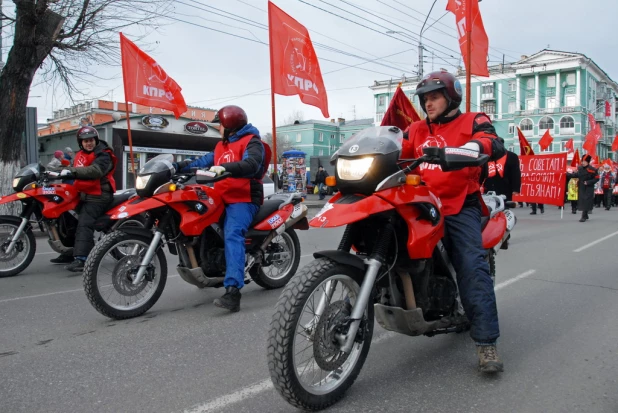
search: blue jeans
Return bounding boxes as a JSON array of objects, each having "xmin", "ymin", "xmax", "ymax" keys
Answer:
[
  {"xmin": 443, "ymin": 206, "xmax": 500, "ymax": 344},
  {"xmin": 318, "ymin": 183, "xmax": 326, "ymax": 199},
  {"xmin": 223, "ymin": 203, "xmax": 259, "ymax": 289}
]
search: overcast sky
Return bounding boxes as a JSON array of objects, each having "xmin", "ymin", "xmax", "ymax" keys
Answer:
[{"xmin": 12, "ymin": 0, "xmax": 618, "ymax": 134}]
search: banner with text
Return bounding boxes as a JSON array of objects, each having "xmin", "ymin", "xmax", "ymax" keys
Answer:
[{"xmin": 513, "ymin": 153, "xmax": 567, "ymax": 207}]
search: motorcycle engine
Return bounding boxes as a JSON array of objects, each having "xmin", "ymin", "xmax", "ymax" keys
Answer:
[
  {"xmin": 424, "ymin": 275, "xmax": 457, "ymax": 321},
  {"xmin": 199, "ymin": 229, "xmax": 226, "ymax": 277}
]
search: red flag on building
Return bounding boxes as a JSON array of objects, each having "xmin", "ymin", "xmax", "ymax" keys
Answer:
[
  {"xmin": 583, "ymin": 113, "xmax": 602, "ymax": 157},
  {"xmin": 612, "ymin": 135, "xmax": 618, "ymax": 152},
  {"xmin": 517, "ymin": 127, "xmax": 534, "ymax": 155},
  {"xmin": 268, "ymin": 1, "xmax": 329, "ymax": 117},
  {"xmin": 571, "ymin": 149, "xmax": 580, "ymax": 167},
  {"xmin": 539, "ymin": 129, "xmax": 553, "ymax": 151},
  {"xmin": 606, "ymin": 101, "xmax": 611, "ymax": 117},
  {"xmin": 446, "ymin": 0, "xmax": 489, "ymax": 77},
  {"xmin": 565, "ymin": 138, "xmax": 574, "ymax": 153},
  {"xmin": 119, "ymin": 33, "xmax": 187, "ymax": 118},
  {"xmin": 381, "ymin": 86, "xmax": 422, "ymax": 131}
]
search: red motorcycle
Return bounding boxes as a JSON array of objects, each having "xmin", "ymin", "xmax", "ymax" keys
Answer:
[
  {"xmin": 83, "ymin": 154, "xmax": 308, "ymax": 319},
  {"xmin": 0, "ymin": 164, "xmax": 141, "ymax": 277},
  {"xmin": 267, "ymin": 126, "xmax": 515, "ymax": 410}
]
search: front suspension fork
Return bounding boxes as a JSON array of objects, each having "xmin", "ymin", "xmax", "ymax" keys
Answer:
[{"xmin": 5, "ymin": 202, "xmax": 36, "ymax": 254}]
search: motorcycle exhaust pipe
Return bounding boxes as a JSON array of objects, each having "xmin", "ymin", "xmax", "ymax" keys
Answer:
[{"xmin": 398, "ymin": 271, "xmax": 417, "ymax": 310}]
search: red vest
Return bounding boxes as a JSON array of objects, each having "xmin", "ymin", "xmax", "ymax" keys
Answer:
[
  {"xmin": 73, "ymin": 148, "xmax": 117, "ymax": 195},
  {"xmin": 214, "ymin": 134, "xmax": 259, "ymax": 204},
  {"xmin": 404, "ymin": 113, "xmax": 481, "ymax": 216}
]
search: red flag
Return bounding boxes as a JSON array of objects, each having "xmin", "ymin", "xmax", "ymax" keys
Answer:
[
  {"xmin": 606, "ymin": 101, "xmax": 611, "ymax": 117},
  {"xmin": 268, "ymin": 1, "xmax": 329, "ymax": 117},
  {"xmin": 565, "ymin": 138, "xmax": 574, "ymax": 153},
  {"xmin": 583, "ymin": 113, "xmax": 602, "ymax": 157},
  {"xmin": 517, "ymin": 127, "xmax": 534, "ymax": 156},
  {"xmin": 538, "ymin": 129, "xmax": 553, "ymax": 151},
  {"xmin": 612, "ymin": 135, "xmax": 618, "ymax": 152},
  {"xmin": 119, "ymin": 33, "xmax": 187, "ymax": 118},
  {"xmin": 571, "ymin": 149, "xmax": 580, "ymax": 167},
  {"xmin": 446, "ymin": 0, "xmax": 489, "ymax": 77},
  {"xmin": 592, "ymin": 155, "xmax": 600, "ymax": 166},
  {"xmin": 381, "ymin": 87, "xmax": 422, "ymax": 131}
]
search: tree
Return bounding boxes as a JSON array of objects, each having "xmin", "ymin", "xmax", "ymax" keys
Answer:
[
  {"xmin": 262, "ymin": 132, "xmax": 292, "ymax": 163},
  {"xmin": 0, "ymin": 0, "xmax": 169, "ymax": 213},
  {"xmin": 280, "ymin": 110, "xmax": 304, "ymax": 126}
]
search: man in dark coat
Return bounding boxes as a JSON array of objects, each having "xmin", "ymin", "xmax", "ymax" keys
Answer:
[
  {"xmin": 567, "ymin": 154, "xmax": 599, "ymax": 222},
  {"xmin": 482, "ymin": 139, "xmax": 522, "ymax": 202}
]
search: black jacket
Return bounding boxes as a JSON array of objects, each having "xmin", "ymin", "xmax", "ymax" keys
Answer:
[
  {"xmin": 314, "ymin": 170, "xmax": 328, "ymax": 184},
  {"xmin": 567, "ymin": 165, "xmax": 599, "ymax": 212},
  {"xmin": 482, "ymin": 151, "xmax": 521, "ymax": 201}
]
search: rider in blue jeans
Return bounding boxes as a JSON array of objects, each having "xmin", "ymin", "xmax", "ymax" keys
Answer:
[{"xmin": 175, "ymin": 105, "xmax": 265, "ymax": 312}]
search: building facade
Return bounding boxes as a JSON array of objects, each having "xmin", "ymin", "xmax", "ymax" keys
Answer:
[
  {"xmin": 370, "ymin": 50, "xmax": 618, "ymax": 159},
  {"xmin": 275, "ymin": 118, "xmax": 374, "ymax": 157}
]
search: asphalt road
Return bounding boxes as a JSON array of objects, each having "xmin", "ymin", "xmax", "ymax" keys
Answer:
[{"xmin": 1, "ymin": 206, "xmax": 617, "ymax": 413}]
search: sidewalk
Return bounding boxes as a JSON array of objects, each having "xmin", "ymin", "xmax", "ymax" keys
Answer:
[{"xmin": 302, "ymin": 193, "xmax": 332, "ymax": 210}]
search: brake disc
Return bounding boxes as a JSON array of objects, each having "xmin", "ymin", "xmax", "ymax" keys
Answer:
[
  {"xmin": 111, "ymin": 255, "xmax": 152, "ymax": 296},
  {"xmin": 313, "ymin": 300, "xmax": 353, "ymax": 371}
]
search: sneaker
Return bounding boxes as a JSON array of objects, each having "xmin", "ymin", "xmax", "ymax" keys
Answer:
[
  {"xmin": 65, "ymin": 259, "xmax": 85, "ymax": 272},
  {"xmin": 530, "ymin": 212, "xmax": 537, "ymax": 215},
  {"xmin": 476, "ymin": 345, "xmax": 504, "ymax": 373},
  {"xmin": 213, "ymin": 286, "xmax": 241, "ymax": 312},
  {"xmin": 50, "ymin": 254, "xmax": 73, "ymax": 264}
]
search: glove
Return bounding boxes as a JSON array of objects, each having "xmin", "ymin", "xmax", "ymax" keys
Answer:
[
  {"xmin": 60, "ymin": 169, "xmax": 72, "ymax": 177},
  {"xmin": 47, "ymin": 171, "xmax": 59, "ymax": 178},
  {"xmin": 459, "ymin": 141, "xmax": 480, "ymax": 154},
  {"xmin": 209, "ymin": 166, "xmax": 226, "ymax": 176}
]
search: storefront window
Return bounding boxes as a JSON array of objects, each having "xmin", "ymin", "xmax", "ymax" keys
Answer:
[{"xmin": 125, "ymin": 153, "xmax": 140, "ymax": 188}]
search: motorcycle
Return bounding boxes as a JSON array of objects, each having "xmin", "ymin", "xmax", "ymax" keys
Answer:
[
  {"xmin": 0, "ymin": 164, "xmax": 143, "ymax": 277},
  {"xmin": 83, "ymin": 154, "xmax": 309, "ymax": 320},
  {"xmin": 267, "ymin": 126, "xmax": 516, "ymax": 410}
]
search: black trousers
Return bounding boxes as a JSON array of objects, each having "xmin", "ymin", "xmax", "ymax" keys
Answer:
[
  {"xmin": 73, "ymin": 197, "xmax": 112, "ymax": 258},
  {"xmin": 531, "ymin": 203, "xmax": 544, "ymax": 213},
  {"xmin": 571, "ymin": 200, "xmax": 578, "ymax": 212},
  {"xmin": 603, "ymin": 189, "xmax": 612, "ymax": 209}
]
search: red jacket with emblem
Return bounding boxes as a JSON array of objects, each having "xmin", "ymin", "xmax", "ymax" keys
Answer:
[
  {"xmin": 402, "ymin": 112, "xmax": 504, "ymax": 216},
  {"xmin": 68, "ymin": 141, "xmax": 117, "ymax": 197}
]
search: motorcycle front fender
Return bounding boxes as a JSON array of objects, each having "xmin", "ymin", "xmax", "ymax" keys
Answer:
[
  {"xmin": 0, "ymin": 192, "xmax": 30, "ymax": 205},
  {"xmin": 108, "ymin": 197, "xmax": 166, "ymax": 220},
  {"xmin": 309, "ymin": 195, "xmax": 395, "ymax": 228},
  {"xmin": 313, "ymin": 250, "xmax": 365, "ymax": 271}
]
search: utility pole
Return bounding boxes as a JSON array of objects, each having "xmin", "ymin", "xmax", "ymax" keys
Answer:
[{"xmin": 419, "ymin": 0, "xmax": 438, "ymax": 78}]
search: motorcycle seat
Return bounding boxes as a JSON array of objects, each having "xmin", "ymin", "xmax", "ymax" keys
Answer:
[
  {"xmin": 110, "ymin": 189, "xmax": 136, "ymax": 209},
  {"xmin": 251, "ymin": 198, "xmax": 286, "ymax": 226}
]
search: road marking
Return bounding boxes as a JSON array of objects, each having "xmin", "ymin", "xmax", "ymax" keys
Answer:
[
  {"xmin": 573, "ymin": 230, "xmax": 618, "ymax": 253},
  {"xmin": 181, "ymin": 269, "xmax": 535, "ymax": 413},
  {"xmin": 0, "ymin": 274, "xmax": 180, "ymax": 304}
]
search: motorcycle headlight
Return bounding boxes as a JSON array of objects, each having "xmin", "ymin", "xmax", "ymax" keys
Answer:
[
  {"xmin": 12, "ymin": 178, "xmax": 21, "ymax": 190},
  {"xmin": 135, "ymin": 174, "xmax": 152, "ymax": 190},
  {"xmin": 337, "ymin": 157, "xmax": 374, "ymax": 181}
]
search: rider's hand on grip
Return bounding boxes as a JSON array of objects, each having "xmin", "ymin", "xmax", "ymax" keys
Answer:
[
  {"xmin": 209, "ymin": 166, "xmax": 226, "ymax": 176},
  {"xmin": 60, "ymin": 169, "xmax": 73, "ymax": 178}
]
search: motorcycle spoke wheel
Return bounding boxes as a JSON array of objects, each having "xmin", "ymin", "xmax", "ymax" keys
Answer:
[
  {"xmin": 250, "ymin": 228, "xmax": 300, "ymax": 289},
  {"xmin": 0, "ymin": 221, "xmax": 36, "ymax": 277}
]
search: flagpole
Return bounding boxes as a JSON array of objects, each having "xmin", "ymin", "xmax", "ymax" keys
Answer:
[
  {"xmin": 268, "ymin": 5, "xmax": 279, "ymax": 191},
  {"xmin": 465, "ymin": 0, "xmax": 473, "ymax": 113}
]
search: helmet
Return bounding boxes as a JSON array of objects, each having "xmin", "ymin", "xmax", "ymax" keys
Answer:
[
  {"xmin": 76, "ymin": 126, "xmax": 99, "ymax": 150},
  {"xmin": 415, "ymin": 71, "xmax": 463, "ymax": 115},
  {"xmin": 216, "ymin": 105, "xmax": 248, "ymax": 134}
]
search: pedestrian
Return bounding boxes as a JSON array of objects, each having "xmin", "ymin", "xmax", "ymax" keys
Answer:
[
  {"xmin": 567, "ymin": 154, "xmax": 599, "ymax": 222},
  {"xmin": 599, "ymin": 164, "xmax": 615, "ymax": 210},
  {"xmin": 567, "ymin": 175, "xmax": 578, "ymax": 214},
  {"xmin": 314, "ymin": 166, "xmax": 329, "ymax": 201},
  {"xmin": 530, "ymin": 203, "xmax": 544, "ymax": 215},
  {"xmin": 64, "ymin": 147, "xmax": 74, "ymax": 164},
  {"xmin": 482, "ymin": 138, "xmax": 521, "ymax": 202},
  {"xmin": 46, "ymin": 150, "xmax": 64, "ymax": 170}
]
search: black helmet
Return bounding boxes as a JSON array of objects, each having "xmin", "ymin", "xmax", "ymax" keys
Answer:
[
  {"xmin": 76, "ymin": 126, "xmax": 99, "ymax": 150},
  {"xmin": 415, "ymin": 70, "xmax": 463, "ymax": 115}
]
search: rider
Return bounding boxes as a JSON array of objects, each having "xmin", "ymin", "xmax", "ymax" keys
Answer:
[
  {"xmin": 174, "ymin": 105, "xmax": 265, "ymax": 313},
  {"xmin": 49, "ymin": 126, "xmax": 117, "ymax": 272},
  {"xmin": 402, "ymin": 70, "xmax": 506, "ymax": 373}
]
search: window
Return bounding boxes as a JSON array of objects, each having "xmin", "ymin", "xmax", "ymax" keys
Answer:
[
  {"xmin": 508, "ymin": 101, "xmax": 517, "ymax": 113},
  {"xmin": 565, "ymin": 73, "xmax": 576, "ymax": 86},
  {"xmin": 541, "ymin": 143, "xmax": 553, "ymax": 153},
  {"xmin": 560, "ymin": 116, "xmax": 575, "ymax": 129},
  {"xmin": 339, "ymin": 134, "xmax": 345, "ymax": 143},
  {"xmin": 539, "ymin": 116, "xmax": 554, "ymax": 130},
  {"xmin": 318, "ymin": 132, "xmax": 323, "ymax": 142},
  {"xmin": 482, "ymin": 83, "xmax": 494, "ymax": 95},
  {"xmin": 560, "ymin": 140, "xmax": 571, "ymax": 152},
  {"xmin": 296, "ymin": 133, "xmax": 302, "ymax": 142},
  {"xmin": 508, "ymin": 124, "xmax": 515, "ymax": 135},
  {"xmin": 376, "ymin": 113, "xmax": 384, "ymax": 122},
  {"xmin": 508, "ymin": 146, "xmax": 515, "ymax": 152},
  {"xmin": 508, "ymin": 81, "xmax": 516, "ymax": 92},
  {"xmin": 284, "ymin": 134, "xmax": 290, "ymax": 142},
  {"xmin": 331, "ymin": 134, "xmax": 335, "ymax": 140},
  {"xmin": 378, "ymin": 96, "xmax": 385, "ymax": 106},
  {"xmin": 565, "ymin": 95, "xmax": 577, "ymax": 107},
  {"xmin": 547, "ymin": 75, "xmax": 556, "ymax": 88},
  {"xmin": 525, "ymin": 99, "xmax": 537, "ymax": 110},
  {"xmin": 520, "ymin": 118, "xmax": 533, "ymax": 131},
  {"xmin": 480, "ymin": 102, "xmax": 495, "ymax": 114},
  {"xmin": 319, "ymin": 149, "xmax": 324, "ymax": 156},
  {"xmin": 546, "ymin": 97, "xmax": 556, "ymax": 109},
  {"xmin": 526, "ymin": 78, "xmax": 535, "ymax": 90}
]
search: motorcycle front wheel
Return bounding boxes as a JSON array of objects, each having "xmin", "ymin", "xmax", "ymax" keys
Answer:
[
  {"xmin": 0, "ymin": 217, "xmax": 36, "ymax": 278},
  {"xmin": 267, "ymin": 258, "xmax": 374, "ymax": 411},
  {"xmin": 83, "ymin": 230, "xmax": 167, "ymax": 319}
]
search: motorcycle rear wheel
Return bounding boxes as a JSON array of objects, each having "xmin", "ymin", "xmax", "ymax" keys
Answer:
[
  {"xmin": 267, "ymin": 258, "xmax": 374, "ymax": 410},
  {"xmin": 250, "ymin": 228, "xmax": 300, "ymax": 289},
  {"xmin": 83, "ymin": 230, "xmax": 167, "ymax": 319}
]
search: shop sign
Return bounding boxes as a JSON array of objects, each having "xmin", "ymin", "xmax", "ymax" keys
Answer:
[
  {"xmin": 141, "ymin": 115, "xmax": 169, "ymax": 130},
  {"xmin": 185, "ymin": 121, "xmax": 209, "ymax": 134}
]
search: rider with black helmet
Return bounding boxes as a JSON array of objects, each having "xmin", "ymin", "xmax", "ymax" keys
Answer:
[
  {"xmin": 175, "ymin": 105, "xmax": 266, "ymax": 312},
  {"xmin": 400, "ymin": 71, "xmax": 506, "ymax": 373},
  {"xmin": 49, "ymin": 126, "xmax": 117, "ymax": 272}
]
